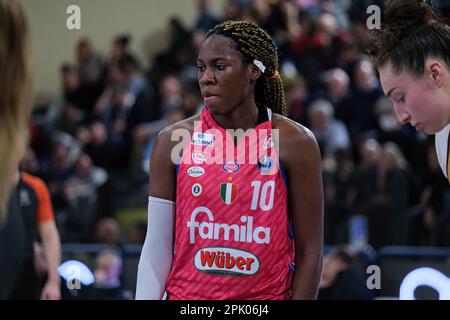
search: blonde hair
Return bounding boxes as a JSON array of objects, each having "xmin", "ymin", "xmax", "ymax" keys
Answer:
[{"xmin": 0, "ymin": 0, "xmax": 32, "ymax": 222}]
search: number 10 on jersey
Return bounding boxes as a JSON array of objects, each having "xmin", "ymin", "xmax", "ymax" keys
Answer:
[{"xmin": 250, "ymin": 181, "xmax": 275, "ymax": 211}]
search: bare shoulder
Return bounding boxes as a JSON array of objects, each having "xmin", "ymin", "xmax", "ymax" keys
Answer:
[
  {"xmin": 271, "ymin": 113, "xmax": 321, "ymax": 172},
  {"xmin": 148, "ymin": 114, "xmax": 201, "ymax": 199},
  {"xmin": 150, "ymin": 113, "xmax": 200, "ymax": 168},
  {"xmin": 272, "ymin": 114, "xmax": 318, "ymax": 152},
  {"xmin": 158, "ymin": 114, "xmax": 200, "ymax": 140},
  {"xmin": 154, "ymin": 113, "xmax": 200, "ymax": 148}
]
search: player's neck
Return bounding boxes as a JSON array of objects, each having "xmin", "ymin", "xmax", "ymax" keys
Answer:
[{"xmin": 213, "ymin": 101, "xmax": 259, "ymax": 131}]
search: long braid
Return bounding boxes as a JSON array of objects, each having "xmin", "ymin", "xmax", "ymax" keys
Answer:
[{"xmin": 206, "ymin": 21, "xmax": 287, "ymax": 116}]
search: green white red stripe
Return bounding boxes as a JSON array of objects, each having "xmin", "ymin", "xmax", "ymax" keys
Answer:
[{"xmin": 220, "ymin": 183, "xmax": 238, "ymax": 205}]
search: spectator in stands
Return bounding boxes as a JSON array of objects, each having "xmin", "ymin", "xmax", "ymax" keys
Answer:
[
  {"xmin": 286, "ymin": 77, "xmax": 309, "ymax": 124},
  {"xmin": 378, "ymin": 142, "xmax": 410, "ymax": 245},
  {"xmin": 222, "ymin": 0, "xmax": 246, "ymax": 22},
  {"xmin": 76, "ymin": 38, "xmax": 106, "ymax": 116},
  {"xmin": 110, "ymin": 34, "xmax": 132, "ymax": 64},
  {"xmin": 323, "ymin": 68, "xmax": 353, "ymax": 129},
  {"xmin": 347, "ymin": 59, "xmax": 383, "ymax": 140},
  {"xmin": 84, "ymin": 121, "xmax": 127, "ymax": 170},
  {"xmin": 350, "ymin": 139, "xmax": 409, "ymax": 248},
  {"xmin": 167, "ymin": 17, "xmax": 192, "ymax": 70},
  {"xmin": 47, "ymin": 64, "xmax": 89, "ymax": 128},
  {"xmin": 318, "ymin": 246, "xmax": 375, "ymax": 300},
  {"xmin": 323, "ymin": 147, "xmax": 355, "ymax": 244},
  {"xmin": 157, "ymin": 74, "xmax": 183, "ymax": 118},
  {"xmin": 95, "ymin": 217, "xmax": 121, "ymax": 245},
  {"xmin": 308, "ymin": 99, "xmax": 351, "ymax": 158},
  {"xmin": 44, "ymin": 140, "xmax": 76, "ymax": 216},
  {"xmin": 90, "ymin": 249, "xmax": 131, "ymax": 299},
  {"xmin": 76, "ymin": 38, "xmax": 106, "ymax": 87},
  {"xmin": 194, "ymin": 0, "xmax": 219, "ymax": 32},
  {"xmin": 63, "ymin": 154, "xmax": 108, "ymax": 242}
]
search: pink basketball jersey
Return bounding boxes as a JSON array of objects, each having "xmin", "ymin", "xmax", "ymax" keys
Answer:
[{"xmin": 166, "ymin": 107, "xmax": 294, "ymax": 300}]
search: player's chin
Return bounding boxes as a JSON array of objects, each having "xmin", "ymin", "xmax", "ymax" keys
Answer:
[
  {"xmin": 424, "ymin": 123, "xmax": 443, "ymax": 134},
  {"xmin": 207, "ymin": 102, "xmax": 226, "ymax": 116}
]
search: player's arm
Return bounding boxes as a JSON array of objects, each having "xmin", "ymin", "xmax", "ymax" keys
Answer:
[
  {"xmin": 37, "ymin": 220, "xmax": 61, "ymax": 300},
  {"xmin": 135, "ymin": 126, "xmax": 178, "ymax": 300},
  {"xmin": 30, "ymin": 174, "xmax": 61, "ymax": 300},
  {"xmin": 281, "ymin": 121, "xmax": 324, "ymax": 300}
]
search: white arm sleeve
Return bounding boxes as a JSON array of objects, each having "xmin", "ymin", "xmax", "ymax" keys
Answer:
[{"xmin": 135, "ymin": 196, "xmax": 175, "ymax": 300}]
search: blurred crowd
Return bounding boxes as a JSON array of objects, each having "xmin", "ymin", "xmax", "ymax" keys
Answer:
[{"xmin": 26, "ymin": 0, "xmax": 450, "ymax": 253}]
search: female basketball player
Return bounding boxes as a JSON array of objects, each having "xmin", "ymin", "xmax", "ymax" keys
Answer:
[
  {"xmin": 369, "ymin": 0, "xmax": 450, "ymax": 181},
  {"xmin": 0, "ymin": 0, "xmax": 31, "ymax": 221},
  {"xmin": 0, "ymin": 0, "xmax": 32, "ymax": 299},
  {"xmin": 136, "ymin": 21, "xmax": 323, "ymax": 300}
]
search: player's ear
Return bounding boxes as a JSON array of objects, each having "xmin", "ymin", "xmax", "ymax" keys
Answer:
[
  {"xmin": 249, "ymin": 63, "xmax": 262, "ymax": 81},
  {"xmin": 426, "ymin": 58, "xmax": 446, "ymax": 87}
]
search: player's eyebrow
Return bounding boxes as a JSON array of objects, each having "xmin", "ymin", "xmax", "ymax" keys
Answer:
[
  {"xmin": 385, "ymin": 86, "xmax": 398, "ymax": 98},
  {"xmin": 197, "ymin": 57, "xmax": 229, "ymax": 64}
]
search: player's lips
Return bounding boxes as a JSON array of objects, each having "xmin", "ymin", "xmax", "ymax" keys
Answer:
[
  {"xmin": 202, "ymin": 92, "xmax": 219, "ymax": 104},
  {"xmin": 412, "ymin": 122, "xmax": 422, "ymax": 131}
]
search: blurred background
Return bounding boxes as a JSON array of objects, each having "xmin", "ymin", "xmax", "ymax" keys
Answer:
[{"xmin": 20, "ymin": 0, "xmax": 450, "ymax": 300}]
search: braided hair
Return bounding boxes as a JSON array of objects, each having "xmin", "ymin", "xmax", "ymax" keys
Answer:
[{"xmin": 206, "ymin": 20, "xmax": 287, "ymax": 116}]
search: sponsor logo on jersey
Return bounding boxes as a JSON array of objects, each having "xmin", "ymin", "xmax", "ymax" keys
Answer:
[
  {"xmin": 263, "ymin": 134, "xmax": 274, "ymax": 149},
  {"xmin": 191, "ymin": 183, "xmax": 203, "ymax": 197},
  {"xmin": 187, "ymin": 166, "xmax": 205, "ymax": 178},
  {"xmin": 194, "ymin": 247, "xmax": 260, "ymax": 276},
  {"xmin": 192, "ymin": 132, "xmax": 214, "ymax": 147},
  {"xmin": 192, "ymin": 152, "xmax": 206, "ymax": 164},
  {"xmin": 220, "ymin": 182, "xmax": 238, "ymax": 205},
  {"xmin": 258, "ymin": 155, "xmax": 273, "ymax": 174},
  {"xmin": 187, "ymin": 207, "xmax": 271, "ymax": 244},
  {"xmin": 222, "ymin": 161, "xmax": 240, "ymax": 173}
]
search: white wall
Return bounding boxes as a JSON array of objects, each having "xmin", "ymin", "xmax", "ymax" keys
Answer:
[{"xmin": 22, "ymin": 0, "xmax": 225, "ymax": 104}]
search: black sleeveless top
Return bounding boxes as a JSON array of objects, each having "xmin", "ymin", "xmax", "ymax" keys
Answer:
[{"xmin": 0, "ymin": 189, "xmax": 25, "ymax": 299}]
